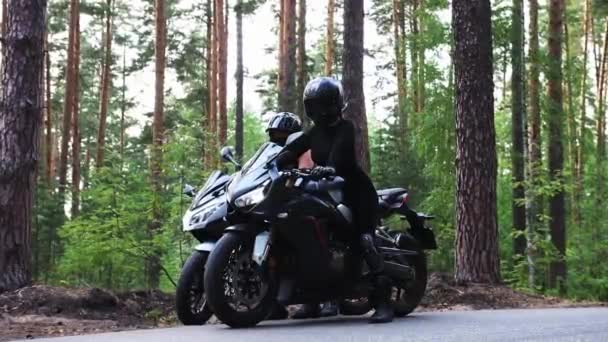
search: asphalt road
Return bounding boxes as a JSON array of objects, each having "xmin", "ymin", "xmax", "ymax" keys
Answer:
[{"xmin": 24, "ymin": 308, "xmax": 608, "ymax": 342}]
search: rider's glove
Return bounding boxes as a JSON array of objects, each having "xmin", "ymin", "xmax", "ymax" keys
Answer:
[{"xmin": 310, "ymin": 166, "xmax": 336, "ymax": 179}]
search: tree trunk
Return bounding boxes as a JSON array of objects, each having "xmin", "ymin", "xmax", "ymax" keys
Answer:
[
  {"xmin": 342, "ymin": 0, "xmax": 370, "ymax": 172},
  {"xmin": 453, "ymin": 0, "xmax": 500, "ymax": 284},
  {"xmin": 546, "ymin": 0, "xmax": 566, "ymax": 293},
  {"xmin": 563, "ymin": 20, "xmax": 577, "ymax": 229},
  {"xmin": 393, "ymin": 0, "xmax": 407, "ymax": 150},
  {"xmin": 526, "ymin": 0, "xmax": 541, "ymax": 288},
  {"xmin": 70, "ymin": 8, "xmax": 81, "ymax": 218},
  {"xmin": 0, "ymin": 0, "xmax": 46, "ymax": 292},
  {"xmin": 296, "ymin": 0, "xmax": 307, "ymax": 122},
  {"xmin": 235, "ymin": 0, "xmax": 243, "ymax": 162},
  {"xmin": 324, "ymin": 0, "xmax": 335, "ymax": 76},
  {"xmin": 410, "ymin": 0, "xmax": 419, "ymax": 114},
  {"xmin": 206, "ymin": 0, "xmax": 216, "ymax": 166},
  {"xmin": 45, "ymin": 29, "xmax": 53, "ymax": 186},
  {"xmin": 216, "ymin": 0, "xmax": 227, "ymax": 146},
  {"xmin": 149, "ymin": 0, "xmax": 166, "ymax": 289},
  {"xmin": 120, "ymin": 46, "xmax": 126, "ymax": 163},
  {"xmin": 278, "ymin": 0, "xmax": 296, "ymax": 112},
  {"xmin": 59, "ymin": 0, "xmax": 79, "ymax": 196},
  {"xmin": 575, "ymin": 0, "xmax": 591, "ymax": 227},
  {"xmin": 96, "ymin": 0, "xmax": 113, "ymax": 169},
  {"xmin": 511, "ymin": 0, "xmax": 526, "ymax": 258}
]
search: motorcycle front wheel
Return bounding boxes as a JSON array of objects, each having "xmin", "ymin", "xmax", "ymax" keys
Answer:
[
  {"xmin": 176, "ymin": 251, "xmax": 213, "ymax": 325},
  {"xmin": 204, "ymin": 232, "xmax": 277, "ymax": 328}
]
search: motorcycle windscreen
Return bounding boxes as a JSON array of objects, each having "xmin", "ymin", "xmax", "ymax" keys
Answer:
[{"xmin": 227, "ymin": 142, "xmax": 283, "ymax": 203}]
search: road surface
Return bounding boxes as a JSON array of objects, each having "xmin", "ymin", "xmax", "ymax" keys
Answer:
[{"xmin": 23, "ymin": 308, "xmax": 608, "ymax": 342}]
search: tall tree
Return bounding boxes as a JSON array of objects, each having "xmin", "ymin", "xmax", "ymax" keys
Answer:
[
  {"xmin": 575, "ymin": 0, "xmax": 591, "ymax": 227},
  {"xmin": 278, "ymin": 0, "xmax": 296, "ymax": 112},
  {"xmin": 526, "ymin": 0, "xmax": 541, "ymax": 287},
  {"xmin": 546, "ymin": 0, "xmax": 566, "ymax": 292},
  {"xmin": 0, "ymin": 0, "xmax": 47, "ymax": 292},
  {"xmin": 59, "ymin": 0, "xmax": 79, "ymax": 196},
  {"xmin": 206, "ymin": 0, "xmax": 216, "ymax": 166},
  {"xmin": 295, "ymin": 0, "xmax": 307, "ymax": 121},
  {"xmin": 324, "ymin": 0, "xmax": 335, "ymax": 76},
  {"xmin": 45, "ymin": 28, "xmax": 53, "ymax": 185},
  {"xmin": 453, "ymin": 0, "xmax": 500, "ymax": 284},
  {"xmin": 393, "ymin": 0, "xmax": 407, "ymax": 147},
  {"xmin": 149, "ymin": 0, "xmax": 166, "ymax": 289},
  {"xmin": 342, "ymin": 0, "xmax": 370, "ymax": 172},
  {"xmin": 71, "ymin": 8, "xmax": 81, "ymax": 217},
  {"xmin": 216, "ymin": 0, "xmax": 227, "ymax": 146},
  {"xmin": 96, "ymin": 0, "xmax": 114, "ymax": 169},
  {"xmin": 511, "ymin": 0, "xmax": 526, "ymax": 258},
  {"xmin": 235, "ymin": 0, "xmax": 243, "ymax": 162}
]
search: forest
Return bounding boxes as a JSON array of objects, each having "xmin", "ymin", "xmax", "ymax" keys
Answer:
[{"xmin": 0, "ymin": 0, "xmax": 607, "ymax": 304}]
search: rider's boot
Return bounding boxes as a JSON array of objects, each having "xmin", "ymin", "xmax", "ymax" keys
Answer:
[
  {"xmin": 369, "ymin": 275, "xmax": 394, "ymax": 324},
  {"xmin": 320, "ymin": 301, "xmax": 339, "ymax": 317},
  {"xmin": 292, "ymin": 303, "xmax": 321, "ymax": 319},
  {"xmin": 360, "ymin": 233, "xmax": 394, "ymax": 324}
]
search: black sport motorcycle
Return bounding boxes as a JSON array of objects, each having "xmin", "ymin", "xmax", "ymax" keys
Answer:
[
  {"xmin": 203, "ymin": 133, "xmax": 437, "ymax": 328},
  {"xmin": 175, "ymin": 144, "xmax": 284, "ymax": 325}
]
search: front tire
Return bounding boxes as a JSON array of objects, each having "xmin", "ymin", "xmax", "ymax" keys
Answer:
[
  {"xmin": 204, "ymin": 232, "xmax": 276, "ymax": 328},
  {"xmin": 176, "ymin": 251, "xmax": 213, "ymax": 325}
]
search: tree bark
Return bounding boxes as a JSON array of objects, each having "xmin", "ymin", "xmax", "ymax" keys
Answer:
[
  {"xmin": 546, "ymin": 0, "xmax": 566, "ymax": 293},
  {"xmin": 324, "ymin": 0, "xmax": 334, "ymax": 76},
  {"xmin": 453, "ymin": 0, "xmax": 500, "ymax": 284},
  {"xmin": 70, "ymin": 7, "xmax": 80, "ymax": 217},
  {"xmin": 96, "ymin": 0, "xmax": 113, "ymax": 169},
  {"xmin": 120, "ymin": 46, "xmax": 126, "ymax": 163},
  {"xmin": 295, "ymin": 0, "xmax": 307, "ymax": 122},
  {"xmin": 235, "ymin": 0, "xmax": 243, "ymax": 162},
  {"xmin": 0, "ymin": 0, "xmax": 46, "ymax": 292},
  {"xmin": 149, "ymin": 0, "xmax": 166, "ymax": 289},
  {"xmin": 563, "ymin": 20, "xmax": 577, "ymax": 229},
  {"xmin": 59, "ymin": 0, "xmax": 79, "ymax": 196},
  {"xmin": 216, "ymin": 0, "xmax": 227, "ymax": 146},
  {"xmin": 342, "ymin": 0, "xmax": 369, "ymax": 172},
  {"xmin": 511, "ymin": 0, "xmax": 526, "ymax": 258},
  {"xmin": 278, "ymin": 0, "xmax": 296, "ymax": 112}
]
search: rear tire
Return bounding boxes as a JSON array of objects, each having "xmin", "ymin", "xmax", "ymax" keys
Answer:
[
  {"xmin": 204, "ymin": 232, "xmax": 276, "ymax": 328},
  {"xmin": 392, "ymin": 251, "xmax": 427, "ymax": 317},
  {"xmin": 176, "ymin": 251, "xmax": 213, "ymax": 325}
]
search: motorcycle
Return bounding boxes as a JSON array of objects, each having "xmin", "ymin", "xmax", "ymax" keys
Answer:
[
  {"xmin": 175, "ymin": 144, "xmax": 284, "ymax": 325},
  {"xmin": 203, "ymin": 132, "xmax": 437, "ymax": 328}
]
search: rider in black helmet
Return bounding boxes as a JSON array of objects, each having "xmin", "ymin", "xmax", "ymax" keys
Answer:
[
  {"xmin": 280, "ymin": 77, "xmax": 394, "ymax": 324},
  {"xmin": 266, "ymin": 112, "xmax": 302, "ymax": 146}
]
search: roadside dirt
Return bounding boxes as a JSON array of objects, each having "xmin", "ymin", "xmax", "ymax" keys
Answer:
[{"xmin": 1, "ymin": 275, "xmax": 604, "ymax": 341}]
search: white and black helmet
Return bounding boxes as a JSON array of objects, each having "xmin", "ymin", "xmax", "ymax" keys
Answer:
[{"xmin": 266, "ymin": 112, "xmax": 302, "ymax": 134}]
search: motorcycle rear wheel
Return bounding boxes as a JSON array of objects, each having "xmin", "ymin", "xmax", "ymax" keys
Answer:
[
  {"xmin": 392, "ymin": 251, "xmax": 427, "ymax": 317},
  {"xmin": 204, "ymin": 232, "xmax": 276, "ymax": 328}
]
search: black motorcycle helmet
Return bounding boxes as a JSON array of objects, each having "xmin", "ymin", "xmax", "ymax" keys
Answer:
[
  {"xmin": 266, "ymin": 112, "xmax": 302, "ymax": 146},
  {"xmin": 303, "ymin": 77, "xmax": 345, "ymax": 127}
]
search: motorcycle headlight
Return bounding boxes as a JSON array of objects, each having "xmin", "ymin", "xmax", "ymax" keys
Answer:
[{"xmin": 234, "ymin": 185, "xmax": 267, "ymax": 208}]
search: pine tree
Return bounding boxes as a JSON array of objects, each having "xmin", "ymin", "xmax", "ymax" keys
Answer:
[
  {"xmin": 295, "ymin": 0, "xmax": 307, "ymax": 121},
  {"xmin": 324, "ymin": 0, "xmax": 335, "ymax": 76},
  {"xmin": 278, "ymin": 0, "xmax": 296, "ymax": 112},
  {"xmin": 511, "ymin": 0, "xmax": 526, "ymax": 258},
  {"xmin": 0, "ymin": 0, "xmax": 47, "ymax": 292},
  {"xmin": 150, "ymin": 0, "xmax": 167, "ymax": 289},
  {"xmin": 96, "ymin": 0, "xmax": 114, "ymax": 169},
  {"xmin": 235, "ymin": 0, "xmax": 244, "ymax": 162},
  {"xmin": 546, "ymin": 0, "xmax": 566, "ymax": 292},
  {"xmin": 216, "ymin": 0, "xmax": 227, "ymax": 146},
  {"xmin": 70, "ymin": 7, "xmax": 81, "ymax": 217},
  {"xmin": 453, "ymin": 0, "xmax": 500, "ymax": 284}
]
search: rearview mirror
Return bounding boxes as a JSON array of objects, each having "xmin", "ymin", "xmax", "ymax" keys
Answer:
[
  {"xmin": 183, "ymin": 184, "xmax": 196, "ymax": 197},
  {"xmin": 220, "ymin": 146, "xmax": 241, "ymax": 169}
]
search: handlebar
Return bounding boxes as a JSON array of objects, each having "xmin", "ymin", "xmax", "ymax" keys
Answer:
[{"xmin": 279, "ymin": 169, "xmax": 345, "ymax": 192}]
